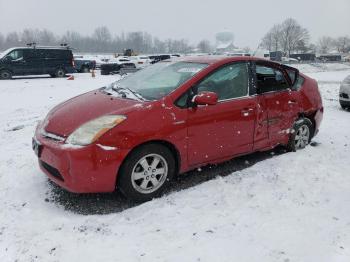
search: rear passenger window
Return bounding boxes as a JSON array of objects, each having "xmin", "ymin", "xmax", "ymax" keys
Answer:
[
  {"xmin": 196, "ymin": 63, "xmax": 248, "ymax": 101},
  {"xmin": 256, "ymin": 65, "xmax": 289, "ymax": 93}
]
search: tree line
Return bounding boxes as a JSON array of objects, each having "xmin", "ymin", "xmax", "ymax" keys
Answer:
[
  {"xmin": 260, "ymin": 18, "xmax": 350, "ymax": 55},
  {"xmin": 0, "ymin": 27, "xmax": 193, "ymax": 54},
  {"xmin": 1, "ymin": 21, "xmax": 349, "ymax": 55}
]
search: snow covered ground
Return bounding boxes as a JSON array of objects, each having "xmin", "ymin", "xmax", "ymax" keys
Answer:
[{"xmin": 0, "ymin": 64, "xmax": 350, "ymax": 262}]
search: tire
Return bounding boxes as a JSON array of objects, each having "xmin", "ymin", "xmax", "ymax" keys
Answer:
[
  {"xmin": 0, "ymin": 70, "xmax": 12, "ymax": 80},
  {"xmin": 82, "ymin": 66, "xmax": 90, "ymax": 73},
  {"xmin": 287, "ymin": 118, "xmax": 313, "ymax": 151},
  {"xmin": 118, "ymin": 144, "xmax": 176, "ymax": 202},
  {"xmin": 55, "ymin": 68, "xmax": 66, "ymax": 78},
  {"xmin": 340, "ymin": 102, "xmax": 349, "ymax": 110}
]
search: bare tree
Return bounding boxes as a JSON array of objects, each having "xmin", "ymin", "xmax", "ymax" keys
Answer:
[
  {"xmin": 318, "ymin": 36, "xmax": 335, "ymax": 54},
  {"xmin": 0, "ymin": 27, "xmax": 195, "ymax": 54},
  {"xmin": 93, "ymin": 26, "xmax": 111, "ymax": 43},
  {"xmin": 197, "ymin": 39, "xmax": 212, "ymax": 53},
  {"xmin": 38, "ymin": 29, "xmax": 56, "ymax": 45},
  {"xmin": 334, "ymin": 36, "xmax": 350, "ymax": 53},
  {"xmin": 4, "ymin": 32, "xmax": 20, "ymax": 49},
  {"xmin": 261, "ymin": 24, "xmax": 282, "ymax": 52},
  {"xmin": 21, "ymin": 28, "xmax": 39, "ymax": 44},
  {"xmin": 279, "ymin": 18, "xmax": 309, "ymax": 56}
]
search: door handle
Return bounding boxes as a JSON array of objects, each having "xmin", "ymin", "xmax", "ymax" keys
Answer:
[
  {"xmin": 241, "ymin": 108, "xmax": 254, "ymax": 117},
  {"xmin": 288, "ymin": 100, "xmax": 297, "ymax": 105}
]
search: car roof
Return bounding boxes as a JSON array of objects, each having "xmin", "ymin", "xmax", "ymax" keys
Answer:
[{"xmin": 7, "ymin": 46, "xmax": 71, "ymax": 51}]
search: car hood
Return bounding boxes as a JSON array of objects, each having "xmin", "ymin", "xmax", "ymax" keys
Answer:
[{"xmin": 43, "ymin": 89, "xmax": 142, "ymax": 137}]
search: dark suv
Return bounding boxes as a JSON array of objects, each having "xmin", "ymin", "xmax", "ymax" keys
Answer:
[{"xmin": 0, "ymin": 46, "xmax": 75, "ymax": 79}]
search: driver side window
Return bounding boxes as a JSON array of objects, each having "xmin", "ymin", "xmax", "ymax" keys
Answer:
[
  {"xmin": 196, "ymin": 62, "xmax": 248, "ymax": 101},
  {"xmin": 8, "ymin": 50, "xmax": 24, "ymax": 61}
]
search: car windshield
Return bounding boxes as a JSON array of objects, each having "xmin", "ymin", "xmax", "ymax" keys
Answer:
[
  {"xmin": 105, "ymin": 61, "xmax": 208, "ymax": 100},
  {"xmin": 0, "ymin": 48, "xmax": 15, "ymax": 59}
]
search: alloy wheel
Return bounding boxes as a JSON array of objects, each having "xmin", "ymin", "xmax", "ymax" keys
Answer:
[
  {"xmin": 131, "ymin": 154, "xmax": 168, "ymax": 194},
  {"xmin": 294, "ymin": 124, "xmax": 310, "ymax": 149}
]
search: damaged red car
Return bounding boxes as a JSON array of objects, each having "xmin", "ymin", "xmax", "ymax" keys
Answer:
[{"xmin": 33, "ymin": 56, "xmax": 323, "ymax": 202}]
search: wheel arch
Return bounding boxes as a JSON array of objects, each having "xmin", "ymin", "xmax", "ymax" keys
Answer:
[
  {"xmin": 116, "ymin": 139, "xmax": 181, "ymax": 184},
  {"xmin": 297, "ymin": 111, "xmax": 317, "ymax": 137},
  {"xmin": 0, "ymin": 68, "xmax": 14, "ymax": 75}
]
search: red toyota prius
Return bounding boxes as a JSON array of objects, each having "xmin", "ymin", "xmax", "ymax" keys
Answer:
[{"xmin": 33, "ymin": 56, "xmax": 323, "ymax": 202}]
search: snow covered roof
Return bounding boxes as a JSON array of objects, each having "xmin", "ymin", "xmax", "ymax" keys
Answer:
[{"xmin": 216, "ymin": 42, "xmax": 234, "ymax": 49}]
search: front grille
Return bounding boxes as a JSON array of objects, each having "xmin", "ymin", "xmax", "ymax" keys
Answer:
[
  {"xmin": 40, "ymin": 161, "xmax": 64, "ymax": 181},
  {"xmin": 340, "ymin": 93, "xmax": 349, "ymax": 99}
]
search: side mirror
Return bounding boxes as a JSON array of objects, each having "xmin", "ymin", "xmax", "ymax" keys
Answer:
[{"xmin": 192, "ymin": 91, "xmax": 218, "ymax": 106}]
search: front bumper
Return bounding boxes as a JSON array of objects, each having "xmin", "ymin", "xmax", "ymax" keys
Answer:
[
  {"xmin": 339, "ymin": 92, "xmax": 350, "ymax": 107},
  {"xmin": 33, "ymin": 132, "xmax": 129, "ymax": 193},
  {"xmin": 340, "ymin": 100, "xmax": 350, "ymax": 107}
]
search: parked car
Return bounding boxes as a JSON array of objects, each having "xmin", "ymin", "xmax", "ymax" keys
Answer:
[
  {"xmin": 149, "ymin": 54, "xmax": 172, "ymax": 64},
  {"xmin": 0, "ymin": 46, "xmax": 75, "ymax": 79},
  {"xmin": 281, "ymin": 57, "xmax": 299, "ymax": 62},
  {"xmin": 128, "ymin": 56, "xmax": 152, "ymax": 69},
  {"xmin": 74, "ymin": 56, "xmax": 96, "ymax": 73},
  {"xmin": 100, "ymin": 62, "xmax": 137, "ymax": 75},
  {"xmin": 289, "ymin": 53, "xmax": 316, "ymax": 62},
  {"xmin": 339, "ymin": 75, "xmax": 350, "ymax": 109},
  {"xmin": 317, "ymin": 54, "xmax": 342, "ymax": 62},
  {"xmin": 32, "ymin": 56, "xmax": 323, "ymax": 202}
]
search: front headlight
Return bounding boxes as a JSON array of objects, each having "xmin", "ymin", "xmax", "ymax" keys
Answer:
[{"xmin": 66, "ymin": 115, "xmax": 126, "ymax": 146}]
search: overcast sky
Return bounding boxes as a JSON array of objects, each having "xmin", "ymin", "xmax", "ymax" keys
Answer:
[{"xmin": 0, "ymin": 0, "xmax": 349, "ymax": 48}]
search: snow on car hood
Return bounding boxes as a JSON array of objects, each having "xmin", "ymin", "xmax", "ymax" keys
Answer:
[{"xmin": 43, "ymin": 89, "xmax": 141, "ymax": 137}]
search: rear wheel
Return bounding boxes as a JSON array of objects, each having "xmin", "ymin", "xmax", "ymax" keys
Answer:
[
  {"xmin": 287, "ymin": 118, "xmax": 313, "ymax": 151},
  {"xmin": 118, "ymin": 144, "xmax": 175, "ymax": 202},
  {"xmin": 55, "ymin": 68, "xmax": 66, "ymax": 78},
  {"xmin": 0, "ymin": 70, "xmax": 12, "ymax": 80}
]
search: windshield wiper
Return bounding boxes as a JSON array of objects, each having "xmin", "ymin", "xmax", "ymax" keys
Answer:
[{"xmin": 111, "ymin": 85, "xmax": 146, "ymax": 101}]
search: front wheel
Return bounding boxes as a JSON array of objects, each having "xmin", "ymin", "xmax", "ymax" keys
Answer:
[
  {"xmin": 118, "ymin": 144, "xmax": 175, "ymax": 202},
  {"xmin": 0, "ymin": 70, "xmax": 12, "ymax": 80},
  {"xmin": 340, "ymin": 102, "xmax": 349, "ymax": 110},
  {"xmin": 287, "ymin": 118, "xmax": 313, "ymax": 151}
]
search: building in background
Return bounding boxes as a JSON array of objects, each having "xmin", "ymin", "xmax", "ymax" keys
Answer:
[{"xmin": 215, "ymin": 30, "xmax": 235, "ymax": 53}]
